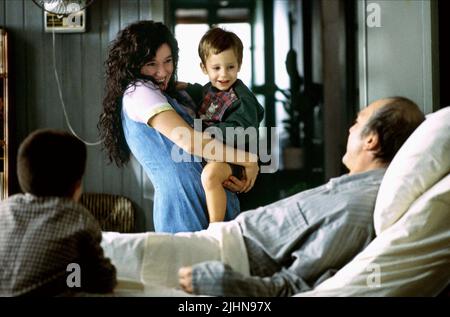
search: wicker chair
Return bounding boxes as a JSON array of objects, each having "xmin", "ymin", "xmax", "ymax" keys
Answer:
[{"xmin": 80, "ymin": 193, "xmax": 136, "ymax": 233}]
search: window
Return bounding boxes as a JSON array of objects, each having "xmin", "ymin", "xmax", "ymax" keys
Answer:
[{"xmin": 175, "ymin": 23, "xmax": 209, "ymax": 85}]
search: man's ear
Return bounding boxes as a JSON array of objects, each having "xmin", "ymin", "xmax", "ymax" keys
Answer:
[
  {"xmin": 200, "ymin": 63, "xmax": 208, "ymax": 75},
  {"xmin": 363, "ymin": 132, "xmax": 380, "ymax": 151}
]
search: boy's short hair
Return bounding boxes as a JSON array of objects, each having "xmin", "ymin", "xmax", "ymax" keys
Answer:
[
  {"xmin": 198, "ymin": 27, "xmax": 243, "ymax": 66},
  {"xmin": 17, "ymin": 129, "xmax": 87, "ymax": 197}
]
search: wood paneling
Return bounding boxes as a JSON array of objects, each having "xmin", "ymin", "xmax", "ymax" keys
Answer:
[
  {"xmin": 0, "ymin": 0, "xmax": 163, "ymax": 231},
  {"xmin": 357, "ymin": 0, "xmax": 438, "ymax": 113}
]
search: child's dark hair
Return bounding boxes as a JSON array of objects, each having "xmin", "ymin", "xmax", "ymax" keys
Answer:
[
  {"xmin": 17, "ymin": 129, "xmax": 87, "ymax": 197},
  {"xmin": 198, "ymin": 27, "xmax": 243, "ymax": 66}
]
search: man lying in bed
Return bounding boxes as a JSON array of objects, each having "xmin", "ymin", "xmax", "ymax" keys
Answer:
[{"xmin": 176, "ymin": 96, "xmax": 425, "ymax": 296}]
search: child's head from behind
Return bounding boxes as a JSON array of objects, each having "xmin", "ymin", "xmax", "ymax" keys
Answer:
[
  {"xmin": 198, "ymin": 27, "xmax": 243, "ymax": 91},
  {"xmin": 17, "ymin": 129, "xmax": 87, "ymax": 199}
]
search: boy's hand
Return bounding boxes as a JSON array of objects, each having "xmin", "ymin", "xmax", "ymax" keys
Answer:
[{"xmin": 176, "ymin": 81, "xmax": 188, "ymax": 90}]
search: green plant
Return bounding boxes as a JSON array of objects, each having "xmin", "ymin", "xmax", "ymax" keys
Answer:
[{"xmin": 279, "ymin": 49, "xmax": 305, "ymax": 148}]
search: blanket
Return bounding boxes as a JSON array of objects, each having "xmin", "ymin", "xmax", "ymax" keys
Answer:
[{"xmin": 101, "ymin": 221, "xmax": 249, "ymax": 296}]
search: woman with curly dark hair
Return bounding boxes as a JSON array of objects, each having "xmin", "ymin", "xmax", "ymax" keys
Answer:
[{"xmin": 99, "ymin": 21, "xmax": 258, "ymax": 233}]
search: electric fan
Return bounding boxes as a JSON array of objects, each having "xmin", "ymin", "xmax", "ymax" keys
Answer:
[{"xmin": 32, "ymin": 0, "xmax": 94, "ymax": 15}]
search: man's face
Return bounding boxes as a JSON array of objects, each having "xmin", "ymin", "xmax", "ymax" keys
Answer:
[{"xmin": 342, "ymin": 100, "xmax": 386, "ymax": 172}]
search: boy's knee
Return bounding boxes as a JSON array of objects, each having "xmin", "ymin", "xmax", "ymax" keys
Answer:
[{"xmin": 201, "ymin": 162, "xmax": 228, "ymax": 190}]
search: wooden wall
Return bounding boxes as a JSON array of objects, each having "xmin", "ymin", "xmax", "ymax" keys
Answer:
[
  {"xmin": 357, "ymin": 0, "xmax": 439, "ymax": 113},
  {"xmin": 0, "ymin": 0, "xmax": 165, "ymax": 231}
]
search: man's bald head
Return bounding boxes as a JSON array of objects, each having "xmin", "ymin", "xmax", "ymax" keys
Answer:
[{"xmin": 362, "ymin": 96, "xmax": 425, "ymax": 163}]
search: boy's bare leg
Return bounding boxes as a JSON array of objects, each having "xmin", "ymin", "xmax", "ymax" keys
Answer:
[{"xmin": 201, "ymin": 162, "xmax": 233, "ymax": 222}]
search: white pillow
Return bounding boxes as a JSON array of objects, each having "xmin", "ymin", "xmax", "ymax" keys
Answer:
[{"xmin": 374, "ymin": 106, "xmax": 450, "ymax": 234}]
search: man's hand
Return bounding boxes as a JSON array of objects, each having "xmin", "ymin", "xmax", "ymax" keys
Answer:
[{"xmin": 178, "ymin": 266, "xmax": 193, "ymax": 293}]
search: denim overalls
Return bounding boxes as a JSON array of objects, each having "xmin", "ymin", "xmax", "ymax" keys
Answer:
[{"xmin": 122, "ymin": 92, "xmax": 240, "ymax": 233}]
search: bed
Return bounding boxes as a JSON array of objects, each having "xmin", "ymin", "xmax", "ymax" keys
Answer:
[
  {"xmin": 101, "ymin": 221, "xmax": 249, "ymax": 296},
  {"xmin": 101, "ymin": 106, "xmax": 450, "ymax": 297}
]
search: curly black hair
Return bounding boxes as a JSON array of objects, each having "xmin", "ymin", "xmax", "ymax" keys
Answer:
[{"xmin": 98, "ymin": 20, "xmax": 179, "ymax": 166}]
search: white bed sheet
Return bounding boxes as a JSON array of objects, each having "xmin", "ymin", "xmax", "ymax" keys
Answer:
[{"xmin": 101, "ymin": 221, "xmax": 250, "ymax": 296}]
